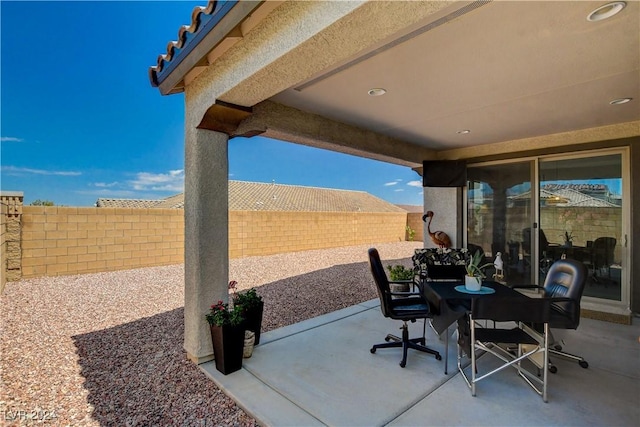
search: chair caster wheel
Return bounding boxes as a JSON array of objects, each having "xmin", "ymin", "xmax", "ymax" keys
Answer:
[
  {"xmin": 549, "ymin": 365, "xmax": 557, "ymax": 374},
  {"xmin": 435, "ymin": 354, "xmax": 442, "ymax": 361},
  {"xmin": 579, "ymin": 361, "xmax": 589, "ymax": 369},
  {"xmin": 370, "ymin": 348, "xmax": 376, "ymax": 354},
  {"xmin": 399, "ymin": 361, "xmax": 406, "ymax": 368},
  {"xmin": 554, "ymin": 344, "xmax": 563, "ymax": 351},
  {"xmin": 384, "ymin": 337, "xmax": 391, "ymax": 342}
]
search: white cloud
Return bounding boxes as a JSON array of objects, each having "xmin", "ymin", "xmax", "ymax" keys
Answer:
[
  {"xmin": 76, "ymin": 189, "xmax": 139, "ymax": 198},
  {"xmin": 407, "ymin": 180, "xmax": 422, "ymax": 187},
  {"xmin": 1, "ymin": 136, "xmax": 24, "ymax": 142},
  {"xmin": 394, "ymin": 189, "xmax": 405, "ymax": 192},
  {"xmin": 384, "ymin": 179, "xmax": 403, "ymax": 186},
  {"xmin": 1, "ymin": 165, "xmax": 81, "ymax": 176},
  {"xmin": 129, "ymin": 169, "xmax": 185, "ymax": 192},
  {"xmin": 94, "ymin": 182, "xmax": 119, "ymax": 188}
]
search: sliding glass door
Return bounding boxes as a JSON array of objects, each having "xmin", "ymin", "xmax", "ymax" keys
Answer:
[
  {"xmin": 539, "ymin": 153, "xmax": 624, "ymax": 301},
  {"xmin": 467, "ymin": 161, "xmax": 534, "ymax": 287},
  {"xmin": 467, "ymin": 149, "xmax": 627, "ymax": 304}
]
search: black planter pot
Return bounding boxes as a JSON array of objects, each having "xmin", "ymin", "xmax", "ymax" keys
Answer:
[
  {"xmin": 210, "ymin": 323, "xmax": 245, "ymax": 375},
  {"xmin": 242, "ymin": 301, "xmax": 264, "ymax": 345}
]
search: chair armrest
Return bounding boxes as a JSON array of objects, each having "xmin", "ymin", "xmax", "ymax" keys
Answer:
[
  {"xmin": 390, "ymin": 291, "xmax": 422, "ymax": 297},
  {"xmin": 389, "ymin": 279, "xmax": 417, "ymax": 285},
  {"xmin": 510, "ymin": 284, "xmax": 545, "ymax": 291}
]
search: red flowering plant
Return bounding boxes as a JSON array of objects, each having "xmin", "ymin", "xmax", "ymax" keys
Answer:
[{"xmin": 205, "ymin": 281, "xmax": 244, "ymax": 327}]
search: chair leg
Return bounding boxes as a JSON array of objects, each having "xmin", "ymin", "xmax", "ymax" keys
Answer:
[
  {"xmin": 370, "ymin": 322, "xmax": 441, "ymax": 368},
  {"xmin": 550, "ymin": 348, "xmax": 589, "ymax": 368}
]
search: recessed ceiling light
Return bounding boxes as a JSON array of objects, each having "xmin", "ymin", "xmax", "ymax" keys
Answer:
[
  {"xmin": 367, "ymin": 88, "xmax": 386, "ymax": 96},
  {"xmin": 457, "ymin": 129, "xmax": 471, "ymax": 134},
  {"xmin": 587, "ymin": 1, "xmax": 626, "ymax": 22},
  {"xmin": 610, "ymin": 97, "xmax": 632, "ymax": 105}
]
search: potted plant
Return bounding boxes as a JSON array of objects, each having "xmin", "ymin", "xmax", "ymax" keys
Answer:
[
  {"xmin": 562, "ymin": 231, "xmax": 574, "ymax": 248},
  {"xmin": 206, "ymin": 299, "xmax": 245, "ymax": 375},
  {"xmin": 386, "ymin": 264, "xmax": 414, "ymax": 294},
  {"xmin": 464, "ymin": 250, "xmax": 493, "ymax": 291},
  {"xmin": 231, "ymin": 282, "xmax": 264, "ymax": 345}
]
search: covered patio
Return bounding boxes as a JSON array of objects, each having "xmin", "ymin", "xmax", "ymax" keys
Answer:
[
  {"xmin": 148, "ymin": 0, "xmax": 639, "ymax": 372},
  {"xmin": 202, "ymin": 299, "xmax": 639, "ymax": 426}
]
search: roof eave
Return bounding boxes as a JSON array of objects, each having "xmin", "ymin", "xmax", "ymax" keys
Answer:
[{"xmin": 151, "ymin": 0, "xmax": 263, "ymax": 96}]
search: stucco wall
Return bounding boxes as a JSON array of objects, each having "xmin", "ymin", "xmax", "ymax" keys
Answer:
[{"xmin": 14, "ymin": 207, "xmax": 408, "ymax": 279}]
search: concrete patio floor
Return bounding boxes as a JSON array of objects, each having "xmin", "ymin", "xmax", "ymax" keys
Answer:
[{"xmin": 201, "ymin": 299, "xmax": 640, "ymax": 426}]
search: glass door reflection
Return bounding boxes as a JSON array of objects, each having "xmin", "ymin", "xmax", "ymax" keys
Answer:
[{"xmin": 539, "ymin": 154, "xmax": 623, "ymax": 301}]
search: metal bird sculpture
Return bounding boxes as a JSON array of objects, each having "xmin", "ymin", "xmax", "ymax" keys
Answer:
[{"xmin": 422, "ymin": 211, "xmax": 452, "ymax": 248}]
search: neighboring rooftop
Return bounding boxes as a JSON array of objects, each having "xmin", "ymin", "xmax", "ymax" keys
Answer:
[{"xmin": 97, "ymin": 181, "xmax": 405, "ymax": 213}]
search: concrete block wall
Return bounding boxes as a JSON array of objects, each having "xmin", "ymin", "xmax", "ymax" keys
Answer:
[
  {"xmin": 229, "ymin": 211, "xmax": 407, "ymax": 258},
  {"xmin": 20, "ymin": 206, "xmax": 185, "ymax": 278},
  {"xmin": 1, "ymin": 201, "xmax": 6, "ymax": 293},
  {"xmin": 406, "ymin": 213, "xmax": 424, "ymax": 242},
  {"xmin": 1, "ymin": 192, "xmax": 24, "ymax": 287}
]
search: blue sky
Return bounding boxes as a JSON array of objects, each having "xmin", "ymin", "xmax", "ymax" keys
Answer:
[{"xmin": 0, "ymin": 1, "xmax": 424, "ymax": 207}]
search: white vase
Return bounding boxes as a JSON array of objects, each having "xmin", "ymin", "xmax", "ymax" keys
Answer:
[{"xmin": 465, "ymin": 275, "xmax": 482, "ymax": 291}]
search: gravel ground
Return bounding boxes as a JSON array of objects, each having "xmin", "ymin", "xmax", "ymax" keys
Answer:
[{"xmin": 0, "ymin": 242, "xmax": 421, "ymax": 426}]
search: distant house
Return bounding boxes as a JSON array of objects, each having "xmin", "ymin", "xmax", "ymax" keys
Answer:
[{"xmin": 96, "ymin": 180, "xmax": 405, "ymax": 213}]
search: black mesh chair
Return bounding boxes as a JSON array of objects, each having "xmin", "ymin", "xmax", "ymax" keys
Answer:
[
  {"xmin": 514, "ymin": 258, "xmax": 589, "ymax": 372},
  {"xmin": 368, "ymin": 248, "xmax": 442, "ymax": 367},
  {"xmin": 458, "ymin": 296, "xmax": 552, "ymax": 402}
]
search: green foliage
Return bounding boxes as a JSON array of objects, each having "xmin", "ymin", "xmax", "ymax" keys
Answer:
[
  {"xmin": 30, "ymin": 199, "xmax": 54, "ymax": 206},
  {"xmin": 386, "ymin": 264, "xmax": 414, "ymax": 281},
  {"xmin": 206, "ymin": 300, "xmax": 244, "ymax": 327},
  {"xmin": 405, "ymin": 225, "xmax": 416, "ymax": 241},
  {"xmin": 233, "ymin": 288, "xmax": 263, "ymax": 311},
  {"xmin": 465, "ymin": 250, "xmax": 493, "ymax": 278}
]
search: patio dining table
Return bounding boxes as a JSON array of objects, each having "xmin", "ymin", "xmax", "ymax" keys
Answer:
[{"xmin": 421, "ymin": 280, "xmax": 530, "ymax": 373}]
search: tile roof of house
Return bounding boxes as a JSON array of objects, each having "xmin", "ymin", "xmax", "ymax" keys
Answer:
[
  {"xmin": 510, "ymin": 187, "xmax": 618, "ymax": 207},
  {"xmin": 96, "ymin": 198, "xmax": 165, "ymax": 209},
  {"xmin": 96, "ymin": 181, "xmax": 405, "ymax": 213}
]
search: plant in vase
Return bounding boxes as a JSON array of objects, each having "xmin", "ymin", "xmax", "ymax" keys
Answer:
[
  {"xmin": 231, "ymin": 283, "xmax": 264, "ymax": 345},
  {"xmin": 561, "ymin": 231, "xmax": 574, "ymax": 247},
  {"xmin": 464, "ymin": 250, "xmax": 493, "ymax": 291},
  {"xmin": 206, "ymin": 299, "xmax": 245, "ymax": 375}
]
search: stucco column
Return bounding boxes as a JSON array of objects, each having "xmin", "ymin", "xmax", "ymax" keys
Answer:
[{"xmin": 184, "ymin": 127, "xmax": 229, "ymax": 364}]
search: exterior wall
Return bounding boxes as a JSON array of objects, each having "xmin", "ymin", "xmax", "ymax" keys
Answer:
[
  {"xmin": 229, "ymin": 211, "xmax": 407, "ymax": 258},
  {"xmin": 1, "ymin": 201, "xmax": 6, "ymax": 293},
  {"xmin": 11, "ymin": 207, "xmax": 407, "ymax": 279},
  {"xmin": 406, "ymin": 213, "xmax": 424, "ymax": 242},
  {"xmin": 1, "ymin": 193, "xmax": 24, "ymax": 289},
  {"xmin": 20, "ymin": 206, "xmax": 184, "ymax": 278}
]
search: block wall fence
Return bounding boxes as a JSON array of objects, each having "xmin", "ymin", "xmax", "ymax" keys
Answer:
[{"xmin": 2, "ymin": 203, "xmax": 417, "ymax": 281}]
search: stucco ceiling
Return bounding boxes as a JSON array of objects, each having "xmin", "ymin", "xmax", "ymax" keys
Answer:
[{"xmin": 269, "ymin": 1, "xmax": 639, "ymax": 150}]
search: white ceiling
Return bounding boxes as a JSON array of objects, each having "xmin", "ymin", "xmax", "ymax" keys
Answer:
[{"xmin": 270, "ymin": 1, "xmax": 639, "ymax": 150}]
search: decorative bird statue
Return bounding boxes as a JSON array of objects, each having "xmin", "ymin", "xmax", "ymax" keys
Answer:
[{"xmin": 422, "ymin": 211, "xmax": 452, "ymax": 248}]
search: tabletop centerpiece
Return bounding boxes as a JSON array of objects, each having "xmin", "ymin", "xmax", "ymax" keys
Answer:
[{"xmin": 464, "ymin": 250, "xmax": 493, "ymax": 291}]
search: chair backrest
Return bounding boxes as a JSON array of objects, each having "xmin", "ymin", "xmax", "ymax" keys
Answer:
[
  {"xmin": 522, "ymin": 227, "xmax": 549, "ymax": 256},
  {"xmin": 368, "ymin": 248, "xmax": 393, "ymax": 318},
  {"xmin": 471, "ymin": 296, "xmax": 551, "ymax": 324},
  {"xmin": 592, "ymin": 237, "xmax": 616, "ymax": 268},
  {"xmin": 542, "ymin": 258, "xmax": 588, "ymax": 324}
]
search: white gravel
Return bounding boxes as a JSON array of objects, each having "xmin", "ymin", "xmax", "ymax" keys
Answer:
[{"xmin": 0, "ymin": 242, "xmax": 421, "ymax": 426}]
